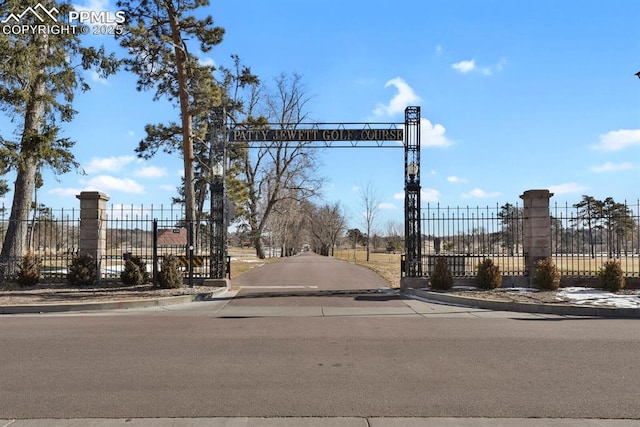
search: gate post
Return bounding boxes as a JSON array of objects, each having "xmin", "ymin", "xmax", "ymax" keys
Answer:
[
  {"xmin": 76, "ymin": 191, "xmax": 109, "ymax": 279},
  {"xmin": 401, "ymin": 106, "xmax": 428, "ymax": 290},
  {"xmin": 205, "ymin": 106, "xmax": 229, "ymax": 287},
  {"xmin": 520, "ymin": 189, "xmax": 553, "ymax": 286}
]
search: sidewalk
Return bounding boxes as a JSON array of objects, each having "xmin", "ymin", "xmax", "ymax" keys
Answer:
[
  {"xmin": 0, "ymin": 288, "xmax": 227, "ymax": 315},
  {"xmin": 2, "ymin": 418, "xmax": 639, "ymax": 426},
  {"xmin": 405, "ymin": 288, "xmax": 640, "ymax": 318},
  {"xmin": 2, "ymin": 286, "xmax": 640, "ymax": 317}
]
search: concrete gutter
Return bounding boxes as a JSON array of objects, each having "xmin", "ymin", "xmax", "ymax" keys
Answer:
[
  {"xmin": 404, "ymin": 288, "xmax": 640, "ymax": 319},
  {"xmin": 0, "ymin": 288, "xmax": 227, "ymax": 315}
]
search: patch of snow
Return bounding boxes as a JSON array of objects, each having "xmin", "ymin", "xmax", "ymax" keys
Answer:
[{"xmin": 557, "ymin": 287, "xmax": 640, "ymax": 308}]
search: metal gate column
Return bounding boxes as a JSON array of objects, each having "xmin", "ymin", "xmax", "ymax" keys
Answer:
[
  {"xmin": 209, "ymin": 106, "xmax": 227, "ymax": 280},
  {"xmin": 401, "ymin": 106, "xmax": 427, "ymax": 289}
]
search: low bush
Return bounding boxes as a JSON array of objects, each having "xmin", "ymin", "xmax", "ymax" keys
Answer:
[
  {"xmin": 67, "ymin": 253, "xmax": 98, "ymax": 287},
  {"xmin": 158, "ymin": 255, "xmax": 183, "ymax": 289},
  {"xmin": 17, "ymin": 253, "xmax": 41, "ymax": 287},
  {"xmin": 534, "ymin": 257, "xmax": 560, "ymax": 291},
  {"xmin": 120, "ymin": 259, "xmax": 144, "ymax": 286},
  {"xmin": 430, "ymin": 257, "xmax": 453, "ymax": 291},
  {"xmin": 476, "ymin": 258, "xmax": 502, "ymax": 290},
  {"xmin": 598, "ymin": 259, "xmax": 625, "ymax": 292},
  {"xmin": 120, "ymin": 255, "xmax": 150, "ymax": 286}
]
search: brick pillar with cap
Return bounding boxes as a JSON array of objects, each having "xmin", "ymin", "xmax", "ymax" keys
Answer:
[
  {"xmin": 520, "ymin": 189, "xmax": 553, "ymax": 287},
  {"xmin": 76, "ymin": 191, "xmax": 110, "ymax": 278}
]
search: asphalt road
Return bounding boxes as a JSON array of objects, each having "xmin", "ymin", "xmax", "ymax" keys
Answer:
[{"xmin": 2, "ymin": 252, "xmax": 640, "ymax": 420}]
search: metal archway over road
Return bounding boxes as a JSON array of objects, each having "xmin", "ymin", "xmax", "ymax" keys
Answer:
[{"xmin": 209, "ymin": 106, "xmax": 425, "ymax": 288}]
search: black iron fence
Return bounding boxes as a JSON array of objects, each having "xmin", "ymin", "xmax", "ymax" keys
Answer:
[
  {"xmin": 103, "ymin": 204, "xmax": 215, "ymax": 282},
  {"xmin": 420, "ymin": 200, "xmax": 640, "ymax": 278},
  {"xmin": 2, "ymin": 198, "xmax": 640, "ymax": 281},
  {"xmin": 551, "ymin": 201, "xmax": 640, "ymax": 277},
  {"xmin": 0, "ymin": 207, "xmax": 80, "ymax": 281},
  {"xmin": 0, "ymin": 204, "xmax": 215, "ymax": 282},
  {"xmin": 420, "ymin": 203, "xmax": 525, "ymax": 277}
]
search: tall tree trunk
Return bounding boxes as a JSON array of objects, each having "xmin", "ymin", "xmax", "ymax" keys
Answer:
[
  {"xmin": 0, "ymin": 33, "xmax": 47, "ymax": 276},
  {"xmin": 166, "ymin": 0, "xmax": 195, "ymax": 225}
]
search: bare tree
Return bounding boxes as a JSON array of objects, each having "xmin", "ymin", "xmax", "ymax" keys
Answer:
[
  {"xmin": 357, "ymin": 182, "xmax": 380, "ymax": 262},
  {"xmin": 306, "ymin": 202, "xmax": 346, "ymax": 256},
  {"xmin": 267, "ymin": 192, "xmax": 308, "ymax": 257},
  {"xmin": 240, "ymin": 73, "xmax": 323, "ymax": 258}
]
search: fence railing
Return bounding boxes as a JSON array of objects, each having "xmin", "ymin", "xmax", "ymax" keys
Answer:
[
  {"xmin": 102, "ymin": 204, "xmax": 211, "ymax": 282},
  {"xmin": 0, "ymin": 204, "xmax": 213, "ymax": 281},
  {"xmin": 2, "ymin": 197, "xmax": 640, "ymax": 282},
  {"xmin": 420, "ymin": 204, "xmax": 525, "ymax": 277},
  {"xmin": 0, "ymin": 208, "xmax": 80, "ymax": 281},
  {"xmin": 551, "ymin": 201, "xmax": 640, "ymax": 277}
]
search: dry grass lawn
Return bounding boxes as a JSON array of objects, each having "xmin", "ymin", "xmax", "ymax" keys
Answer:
[{"xmin": 332, "ymin": 248, "xmax": 401, "ymax": 288}]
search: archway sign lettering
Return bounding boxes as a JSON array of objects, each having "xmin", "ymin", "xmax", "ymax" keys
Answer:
[{"xmin": 210, "ymin": 106, "xmax": 423, "ymax": 288}]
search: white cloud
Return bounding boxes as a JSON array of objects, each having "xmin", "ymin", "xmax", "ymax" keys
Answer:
[
  {"xmin": 133, "ymin": 165, "xmax": 168, "ymax": 178},
  {"xmin": 48, "ymin": 187, "xmax": 84, "ymax": 197},
  {"xmin": 373, "ymin": 77, "xmax": 421, "ymax": 117},
  {"xmin": 199, "ymin": 57, "xmax": 216, "ymax": 67},
  {"xmin": 435, "ymin": 45, "xmax": 443, "ymax": 55},
  {"xmin": 84, "ymin": 156, "xmax": 136, "ymax": 174},
  {"xmin": 421, "ymin": 118, "xmax": 453, "ymax": 147},
  {"xmin": 548, "ymin": 182, "xmax": 588, "ymax": 195},
  {"xmin": 422, "ymin": 188, "xmax": 440, "ymax": 203},
  {"xmin": 452, "ymin": 60, "xmax": 476, "ymax": 74},
  {"xmin": 462, "ymin": 188, "xmax": 500, "ymax": 199},
  {"xmin": 592, "ymin": 129, "xmax": 640, "ymax": 151},
  {"xmin": 452, "ymin": 58, "xmax": 506, "ymax": 76},
  {"xmin": 447, "ymin": 176, "xmax": 468, "ymax": 183},
  {"xmin": 393, "ymin": 188, "xmax": 440, "ymax": 203},
  {"xmin": 378, "ymin": 202, "xmax": 397, "ymax": 210},
  {"xmin": 159, "ymin": 184, "xmax": 177, "ymax": 191},
  {"xmin": 589, "ymin": 161, "xmax": 633, "ymax": 173},
  {"xmin": 85, "ymin": 175, "xmax": 144, "ymax": 194}
]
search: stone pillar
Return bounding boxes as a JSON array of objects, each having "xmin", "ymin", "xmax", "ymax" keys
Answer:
[
  {"xmin": 520, "ymin": 189, "xmax": 553, "ymax": 286},
  {"xmin": 76, "ymin": 191, "xmax": 109, "ymax": 278}
]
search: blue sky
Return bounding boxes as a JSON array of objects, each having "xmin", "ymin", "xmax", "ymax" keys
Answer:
[{"xmin": 1, "ymin": 0, "xmax": 640, "ymax": 230}]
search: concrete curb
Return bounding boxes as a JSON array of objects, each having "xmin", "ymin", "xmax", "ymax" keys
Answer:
[
  {"xmin": 404, "ymin": 288, "xmax": 640, "ymax": 318},
  {"xmin": 0, "ymin": 288, "xmax": 227, "ymax": 315}
]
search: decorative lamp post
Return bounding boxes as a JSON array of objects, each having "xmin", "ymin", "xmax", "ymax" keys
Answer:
[
  {"xmin": 401, "ymin": 106, "xmax": 427, "ymax": 289},
  {"xmin": 209, "ymin": 107, "xmax": 227, "ymax": 282}
]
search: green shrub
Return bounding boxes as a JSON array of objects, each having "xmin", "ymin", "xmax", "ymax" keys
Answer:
[
  {"xmin": 17, "ymin": 253, "xmax": 41, "ymax": 287},
  {"xmin": 598, "ymin": 259, "xmax": 625, "ymax": 292},
  {"xmin": 430, "ymin": 257, "xmax": 453, "ymax": 291},
  {"xmin": 130, "ymin": 256, "xmax": 151, "ymax": 283},
  {"xmin": 67, "ymin": 253, "xmax": 98, "ymax": 287},
  {"xmin": 158, "ymin": 255, "xmax": 183, "ymax": 289},
  {"xmin": 534, "ymin": 257, "xmax": 560, "ymax": 291},
  {"xmin": 476, "ymin": 258, "xmax": 502, "ymax": 290},
  {"xmin": 120, "ymin": 256, "xmax": 150, "ymax": 286},
  {"xmin": 120, "ymin": 259, "xmax": 144, "ymax": 286}
]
